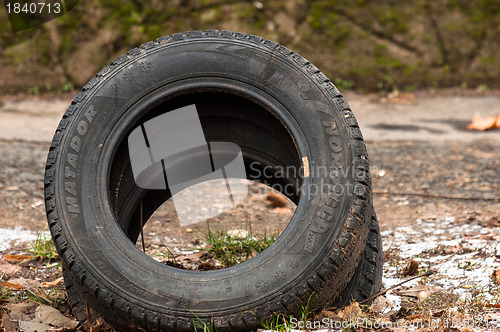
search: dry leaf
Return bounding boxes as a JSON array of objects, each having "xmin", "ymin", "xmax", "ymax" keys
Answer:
[
  {"xmin": 368, "ymin": 296, "xmax": 392, "ymax": 314},
  {"xmin": 0, "ymin": 261, "xmax": 22, "ymax": 275},
  {"xmin": 8, "ymin": 302, "xmax": 39, "ymax": 321},
  {"xmin": 7, "ymin": 277, "xmax": 40, "ymax": 289},
  {"xmin": 491, "ymin": 269, "xmax": 500, "ymax": 285},
  {"xmin": 18, "ymin": 320, "xmax": 54, "ymax": 332},
  {"xmin": 1, "ymin": 281, "xmax": 25, "ymax": 290},
  {"xmin": 3, "ymin": 254, "xmax": 34, "ymax": 263},
  {"xmin": 41, "ymin": 276, "xmax": 64, "ymax": 288},
  {"xmin": 402, "ymin": 259, "xmax": 419, "ymax": 276},
  {"xmin": 403, "ymin": 313, "xmax": 422, "ymax": 320},
  {"xmin": 1, "ymin": 313, "xmax": 16, "ymax": 332},
  {"xmin": 265, "ymin": 192, "xmax": 287, "ymax": 208},
  {"xmin": 337, "ymin": 302, "xmax": 362, "ymax": 320},
  {"xmin": 466, "ymin": 112, "xmax": 500, "ymax": 131},
  {"xmin": 176, "ymin": 252, "xmax": 206, "ymax": 261},
  {"xmin": 35, "ymin": 305, "xmax": 80, "ymax": 329}
]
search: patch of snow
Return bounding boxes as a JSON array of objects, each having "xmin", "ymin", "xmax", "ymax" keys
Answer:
[
  {"xmin": 382, "ymin": 215, "xmax": 500, "ymax": 313},
  {"xmin": 0, "ymin": 227, "xmax": 39, "ymax": 252}
]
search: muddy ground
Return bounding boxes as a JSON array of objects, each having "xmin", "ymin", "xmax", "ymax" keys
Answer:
[{"xmin": 1, "ymin": 90, "xmax": 500, "ymax": 331}]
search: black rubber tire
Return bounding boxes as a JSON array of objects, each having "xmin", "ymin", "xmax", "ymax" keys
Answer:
[
  {"xmin": 44, "ymin": 30, "xmax": 373, "ymax": 331},
  {"xmin": 331, "ymin": 211, "xmax": 383, "ymax": 307}
]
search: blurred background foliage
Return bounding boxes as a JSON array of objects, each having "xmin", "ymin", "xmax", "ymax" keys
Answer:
[{"xmin": 1, "ymin": 0, "xmax": 499, "ymax": 95}]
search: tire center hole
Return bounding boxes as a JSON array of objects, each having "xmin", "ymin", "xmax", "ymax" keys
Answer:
[{"xmin": 109, "ymin": 90, "xmax": 303, "ymax": 270}]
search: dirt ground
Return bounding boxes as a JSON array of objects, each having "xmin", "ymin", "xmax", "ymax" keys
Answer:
[{"xmin": 1, "ymin": 90, "xmax": 500, "ymax": 331}]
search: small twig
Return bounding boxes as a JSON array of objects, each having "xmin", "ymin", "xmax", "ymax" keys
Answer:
[
  {"xmin": 359, "ymin": 269, "xmax": 436, "ymax": 305},
  {"xmin": 86, "ymin": 304, "xmax": 93, "ymax": 332},
  {"xmin": 374, "ymin": 190, "xmax": 500, "ymax": 202},
  {"xmin": 86, "ymin": 304, "xmax": 102, "ymax": 332}
]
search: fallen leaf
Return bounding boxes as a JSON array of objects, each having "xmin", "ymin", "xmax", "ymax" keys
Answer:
[
  {"xmin": 3, "ymin": 254, "xmax": 34, "ymax": 264},
  {"xmin": 35, "ymin": 305, "xmax": 79, "ymax": 329},
  {"xmin": 398, "ymin": 285, "xmax": 444, "ymax": 297},
  {"xmin": 404, "ymin": 313, "xmax": 422, "ymax": 320},
  {"xmin": 402, "ymin": 259, "xmax": 419, "ymax": 276},
  {"xmin": 0, "ymin": 260, "xmax": 22, "ymax": 275},
  {"xmin": 265, "ymin": 192, "xmax": 287, "ymax": 208},
  {"xmin": 176, "ymin": 252, "xmax": 206, "ymax": 261},
  {"xmin": 491, "ymin": 269, "xmax": 500, "ymax": 285},
  {"xmin": 5, "ymin": 186, "xmax": 19, "ymax": 191},
  {"xmin": 41, "ymin": 276, "xmax": 64, "ymax": 288},
  {"xmin": 1, "ymin": 313, "xmax": 15, "ymax": 332},
  {"xmin": 1, "ymin": 281, "xmax": 25, "ymax": 290},
  {"xmin": 6, "ymin": 277, "xmax": 40, "ymax": 289},
  {"xmin": 368, "ymin": 296, "xmax": 392, "ymax": 314},
  {"xmin": 18, "ymin": 320, "xmax": 54, "ymax": 332},
  {"xmin": 8, "ymin": 302, "xmax": 39, "ymax": 321},
  {"xmin": 466, "ymin": 112, "xmax": 500, "ymax": 131},
  {"xmin": 337, "ymin": 302, "xmax": 363, "ymax": 320}
]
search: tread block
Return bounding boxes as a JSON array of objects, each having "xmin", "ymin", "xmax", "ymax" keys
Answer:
[
  {"xmin": 205, "ymin": 30, "xmax": 219, "ymax": 37},
  {"xmin": 111, "ymin": 54, "xmax": 128, "ymax": 65},
  {"xmin": 187, "ymin": 30, "xmax": 203, "ymax": 38},
  {"xmin": 155, "ymin": 36, "xmax": 171, "ymax": 44}
]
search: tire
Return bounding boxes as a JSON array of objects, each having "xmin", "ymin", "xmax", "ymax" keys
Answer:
[
  {"xmin": 44, "ymin": 30, "xmax": 372, "ymax": 331},
  {"xmin": 331, "ymin": 211, "xmax": 383, "ymax": 307}
]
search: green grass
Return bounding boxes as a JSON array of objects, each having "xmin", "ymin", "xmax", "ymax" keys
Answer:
[
  {"xmin": 192, "ymin": 312, "xmax": 215, "ymax": 332},
  {"xmin": 200, "ymin": 221, "xmax": 278, "ymax": 268},
  {"xmin": 260, "ymin": 314, "xmax": 291, "ymax": 331},
  {"xmin": 156, "ymin": 241, "xmax": 185, "ymax": 268},
  {"xmin": 28, "ymin": 231, "xmax": 59, "ymax": 261},
  {"xmin": 257, "ymin": 292, "xmax": 318, "ymax": 332}
]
